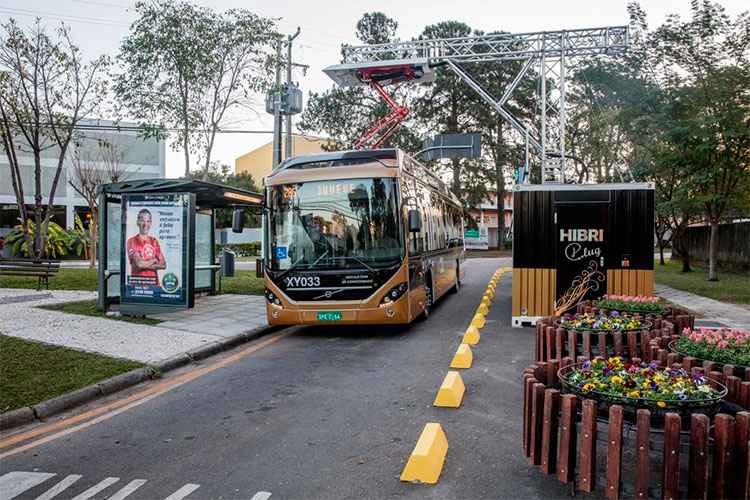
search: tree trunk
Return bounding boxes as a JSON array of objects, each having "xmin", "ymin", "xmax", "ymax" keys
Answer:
[
  {"xmin": 658, "ymin": 243, "xmax": 665, "ymax": 266},
  {"xmin": 673, "ymin": 233, "xmax": 692, "ymax": 273},
  {"xmin": 708, "ymin": 221, "xmax": 719, "ymax": 281}
]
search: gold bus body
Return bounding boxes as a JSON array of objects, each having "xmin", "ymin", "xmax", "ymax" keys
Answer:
[{"xmin": 263, "ymin": 149, "xmax": 466, "ymax": 326}]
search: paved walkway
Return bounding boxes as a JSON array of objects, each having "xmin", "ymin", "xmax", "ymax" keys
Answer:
[
  {"xmin": 655, "ymin": 284, "xmax": 750, "ymax": 331},
  {"xmin": 149, "ymin": 294, "xmax": 267, "ymax": 336},
  {"xmin": 0, "ymin": 289, "xmax": 267, "ymax": 363}
]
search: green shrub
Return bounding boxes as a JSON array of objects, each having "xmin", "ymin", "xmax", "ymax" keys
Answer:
[{"xmin": 215, "ymin": 242, "xmax": 261, "ymax": 257}]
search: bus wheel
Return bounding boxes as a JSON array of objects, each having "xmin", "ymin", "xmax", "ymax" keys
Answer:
[
  {"xmin": 421, "ymin": 274, "xmax": 433, "ymax": 320},
  {"xmin": 450, "ymin": 263, "xmax": 460, "ymax": 294}
]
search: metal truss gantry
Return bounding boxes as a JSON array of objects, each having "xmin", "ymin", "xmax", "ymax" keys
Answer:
[{"xmin": 340, "ymin": 27, "xmax": 629, "ymax": 183}]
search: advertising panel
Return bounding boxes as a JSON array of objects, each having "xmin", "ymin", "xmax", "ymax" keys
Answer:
[
  {"xmin": 554, "ymin": 203, "xmax": 608, "ymax": 313},
  {"xmin": 121, "ymin": 194, "xmax": 189, "ymax": 306}
]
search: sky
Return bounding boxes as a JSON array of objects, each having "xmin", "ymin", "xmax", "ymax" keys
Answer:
[{"xmin": 2, "ymin": 0, "xmax": 748, "ymax": 178}]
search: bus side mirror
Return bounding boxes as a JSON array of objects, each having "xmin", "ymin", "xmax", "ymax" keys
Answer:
[
  {"xmin": 232, "ymin": 209, "xmax": 244, "ymax": 233},
  {"xmin": 408, "ymin": 210, "xmax": 421, "ymax": 233}
]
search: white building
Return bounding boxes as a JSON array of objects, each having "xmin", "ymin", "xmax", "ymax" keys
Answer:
[{"xmin": 1, "ymin": 119, "xmax": 165, "ymax": 255}]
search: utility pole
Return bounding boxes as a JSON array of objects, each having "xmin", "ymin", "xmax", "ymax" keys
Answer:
[
  {"xmin": 272, "ymin": 39, "xmax": 283, "ymax": 169},
  {"xmin": 285, "ymin": 28, "xmax": 301, "ymax": 160}
]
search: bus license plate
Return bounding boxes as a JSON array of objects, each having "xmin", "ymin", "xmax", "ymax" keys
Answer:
[{"xmin": 317, "ymin": 312, "xmax": 342, "ymax": 321}]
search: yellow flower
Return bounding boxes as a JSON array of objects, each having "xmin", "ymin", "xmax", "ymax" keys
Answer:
[
  {"xmin": 583, "ymin": 383, "xmax": 596, "ymax": 392},
  {"xmin": 609, "ymin": 357, "xmax": 621, "ymax": 366},
  {"xmin": 642, "ymin": 382, "xmax": 649, "ymax": 388},
  {"xmin": 592, "ymin": 359, "xmax": 599, "ymax": 365},
  {"xmin": 657, "ymin": 401, "xmax": 666, "ymax": 408},
  {"xmin": 612, "ymin": 376, "xmax": 624, "ymax": 385},
  {"xmin": 629, "ymin": 390, "xmax": 640, "ymax": 397},
  {"xmin": 654, "ymin": 376, "xmax": 664, "ymax": 383}
]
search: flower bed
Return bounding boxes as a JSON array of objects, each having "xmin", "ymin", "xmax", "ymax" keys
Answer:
[
  {"xmin": 557, "ymin": 312, "xmax": 651, "ymax": 333},
  {"xmin": 559, "ymin": 357, "xmax": 725, "ymax": 417},
  {"xmin": 596, "ymin": 294, "xmax": 664, "ymax": 314},
  {"xmin": 671, "ymin": 328, "xmax": 750, "ymax": 368}
]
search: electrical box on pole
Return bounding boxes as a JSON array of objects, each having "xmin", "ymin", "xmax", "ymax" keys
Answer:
[{"xmin": 265, "ymin": 84, "xmax": 303, "ymax": 116}]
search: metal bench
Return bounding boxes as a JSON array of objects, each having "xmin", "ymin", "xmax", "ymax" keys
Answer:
[{"xmin": 0, "ymin": 257, "xmax": 61, "ymax": 291}]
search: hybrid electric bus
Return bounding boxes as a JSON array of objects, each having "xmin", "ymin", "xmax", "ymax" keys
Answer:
[{"xmin": 262, "ymin": 148, "xmax": 466, "ymax": 325}]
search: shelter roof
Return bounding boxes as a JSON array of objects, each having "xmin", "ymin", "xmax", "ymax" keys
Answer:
[{"xmin": 98, "ymin": 178, "xmax": 263, "ymax": 208}]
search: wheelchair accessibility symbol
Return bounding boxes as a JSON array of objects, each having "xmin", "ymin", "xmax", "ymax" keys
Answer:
[{"xmin": 276, "ymin": 246, "xmax": 288, "ymax": 259}]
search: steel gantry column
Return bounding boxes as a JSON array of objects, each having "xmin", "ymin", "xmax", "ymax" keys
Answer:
[{"xmin": 339, "ymin": 26, "xmax": 628, "ymax": 184}]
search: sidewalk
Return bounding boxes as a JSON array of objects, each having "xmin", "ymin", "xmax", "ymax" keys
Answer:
[
  {"xmin": 0, "ymin": 289, "xmax": 268, "ymax": 363},
  {"xmin": 655, "ymin": 283, "xmax": 750, "ymax": 331}
]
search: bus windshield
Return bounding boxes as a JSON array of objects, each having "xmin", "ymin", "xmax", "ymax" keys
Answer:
[{"xmin": 267, "ymin": 178, "xmax": 403, "ymax": 270}]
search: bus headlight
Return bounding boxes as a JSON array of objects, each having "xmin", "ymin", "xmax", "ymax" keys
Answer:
[
  {"xmin": 379, "ymin": 282, "xmax": 407, "ymax": 307},
  {"xmin": 265, "ymin": 288, "xmax": 283, "ymax": 309}
]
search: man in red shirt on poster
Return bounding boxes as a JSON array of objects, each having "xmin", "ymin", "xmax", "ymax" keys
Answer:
[{"xmin": 126, "ymin": 208, "xmax": 166, "ymax": 284}]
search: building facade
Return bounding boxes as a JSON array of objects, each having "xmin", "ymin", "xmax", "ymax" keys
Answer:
[
  {"xmin": 1, "ymin": 119, "xmax": 165, "ymax": 255},
  {"xmin": 234, "ymin": 135, "xmax": 332, "ymax": 185},
  {"xmin": 466, "ymin": 189, "xmax": 514, "ymax": 248}
]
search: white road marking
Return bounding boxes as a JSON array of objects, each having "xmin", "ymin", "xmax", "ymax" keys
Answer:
[
  {"xmin": 35, "ymin": 474, "xmax": 82, "ymax": 500},
  {"xmin": 250, "ymin": 492, "xmax": 272, "ymax": 500},
  {"xmin": 69, "ymin": 477, "xmax": 119, "ymax": 500},
  {"xmin": 108, "ymin": 479, "xmax": 147, "ymax": 500},
  {"xmin": 0, "ymin": 471, "xmax": 56, "ymax": 499},
  {"xmin": 163, "ymin": 483, "xmax": 201, "ymax": 500}
]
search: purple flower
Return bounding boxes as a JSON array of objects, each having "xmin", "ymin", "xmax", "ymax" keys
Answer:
[
  {"xmin": 611, "ymin": 311, "xmax": 619, "ymax": 318},
  {"xmin": 693, "ymin": 375, "xmax": 704, "ymax": 382},
  {"xmin": 677, "ymin": 390, "xmax": 687, "ymax": 400},
  {"xmin": 603, "ymin": 367, "xmax": 612, "ymax": 375},
  {"xmin": 582, "ymin": 361, "xmax": 592, "ymax": 370},
  {"xmin": 666, "ymin": 370, "xmax": 676, "ymax": 377},
  {"xmin": 649, "ymin": 381, "xmax": 659, "ymax": 391},
  {"xmin": 650, "ymin": 363, "xmax": 659, "ymax": 370}
]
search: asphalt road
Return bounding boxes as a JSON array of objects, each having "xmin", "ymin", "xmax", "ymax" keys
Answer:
[{"xmin": 1, "ymin": 257, "xmax": 597, "ymax": 499}]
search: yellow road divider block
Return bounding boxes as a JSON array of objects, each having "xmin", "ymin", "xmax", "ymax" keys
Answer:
[
  {"xmin": 400, "ymin": 423, "xmax": 449, "ymax": 484},
  {"xmin": 471, "ymin": 313, "xmax": 486, "ymax": 329},
  {"xmin": 450, "ymin": 343, "xmax": 473, "ymax": 369},
  {"xmin": 462, "ymin": 325, "xmax": 480, "ymax": 344},
  {"xmin": 434, "ymin": 371, "xmax": 466, "ymax": 407},
  {"xmin": 485, "ymin": 290, "xmax": 494, "ymax": 300},
  {"xmin": 503, "ymin": 266, "xmax": 512, "ymax": 272},
  {"xmin": 481, "ymin": 296, "xmax": 491, "ymax": 308},
  {"xmin": 477, "ymin": 303, "xmax": 489, "ymax": 316}
]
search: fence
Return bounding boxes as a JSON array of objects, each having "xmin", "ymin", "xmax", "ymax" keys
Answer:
[
  {"xmin": 680, "ymin": 221, "xmax": 750, "ymax": 270},
  {"xmin": 523, "ymin": 357, "xmax": 750, "ymax": 498}
]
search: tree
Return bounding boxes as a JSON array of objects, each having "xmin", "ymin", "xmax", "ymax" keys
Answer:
[
  {"xmin": 412, "ymin": 22, "xmax": 478, "ymax": 196},
  {"xmin": 0, "ymin": 19, "xmax": 109, "ymax": 259},
  {"xmin": 355, "ymin": 12, "xmax": 398, "ymax": 45},
  {"xmin": 655, "ymin": 2, "xmax": 750, "ymax": 280},
  {"xmin": 115, "ymin": 1, "xmax": 277, "ymax": 179},
  {"xmin": 67, "ymin": 140, "xmax": 138, "ymax": 268}
]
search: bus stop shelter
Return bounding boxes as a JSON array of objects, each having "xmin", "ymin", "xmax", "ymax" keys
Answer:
[{"xmin": 97, "ymin": 179, "xmax": 263, "ymax": 315}]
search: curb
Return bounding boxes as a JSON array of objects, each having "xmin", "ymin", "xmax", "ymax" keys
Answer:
[{"xmin": 0, "ymin": 324, "xmax": 280, "ymax": 432}]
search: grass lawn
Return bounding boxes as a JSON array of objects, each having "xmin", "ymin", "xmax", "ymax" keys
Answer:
[
  {"xmin": 220, "ymin": 270, "xmax": 264, "ymax": 295},
  {"xmin": 0, "ymin": 267, "xmax": 98, "ymax": 291},
  {"xmin": 467, "ymin": 249, "xmax": 512, "ymax": 258},
  {"xmin": 0, "ymin": 334, "xmax": 144, "ymax": 413},
  {"xmin": 654, "ymin": 259, "xmax": 750, "ymax": 305},
  {"xmin": 39, "ymin": 300, "xmax": 163, "ymax": 325}
]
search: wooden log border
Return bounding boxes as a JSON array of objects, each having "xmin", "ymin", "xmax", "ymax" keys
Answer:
[
  {"xmin": 522, "ymin": 356, "xmax": 750, "ymax": 498},
  {"xmin": 535, "ymin": 316, "xmax": 750, "ymax": 401}
]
